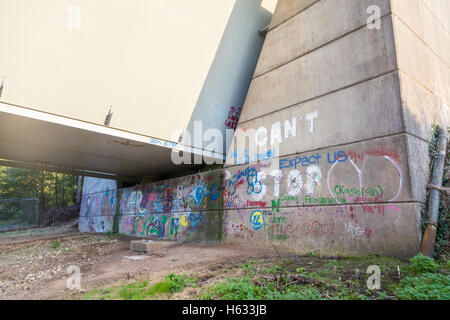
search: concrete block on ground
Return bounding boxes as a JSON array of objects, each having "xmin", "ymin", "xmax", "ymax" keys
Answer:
[{"xmin": 123, "ymin": 255, "xmax": 150, "ymax": 261}]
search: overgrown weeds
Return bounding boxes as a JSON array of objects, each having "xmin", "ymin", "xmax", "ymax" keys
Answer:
[
  {"xmin": 77, "ymin": 253, "xmax": 449, "ymax": 300},
  {"xmin": 199, "ymin": 253, "xmax": 449, "ymax": 300}
]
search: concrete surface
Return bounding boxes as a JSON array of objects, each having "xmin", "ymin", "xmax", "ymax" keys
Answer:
[
  {"xmin": 391, "ymin": 0, "xmax": 450, "ymax": 145},
  {"xmin": 183, "ymin": 0, "xmax": 272, "ymax": 155},
  {"xmin": 255, "ymin": 0, "xmax": 391, "ymax": 77},
  {"xmin": 223, "ymin": 202, "xmax": 422, "ymax": 258},
  {"xmin": 130, "ymin": 240, "xmax": 176, "ymax": 253},
  {"xmin": 227, "ymin": 72, "xmax": 404, "ymax": 163},
  {"xmin": 239, "ymin": 15, "xmax": 397, "ymax": 122},
  {"xmin": 269, "ymin": 0, "xmax": 319, "ymax": 30}
]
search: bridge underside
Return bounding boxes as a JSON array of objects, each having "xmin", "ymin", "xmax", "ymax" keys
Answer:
[{"xmin": 0, "ymin": 102, "xmax": 222, "ymax": 183}]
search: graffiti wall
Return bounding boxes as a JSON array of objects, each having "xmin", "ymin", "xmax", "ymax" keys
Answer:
[
  {"xmin": 222, "ymin": 135, "xmax": 422, "ymax": 257},
  {"xmin": 118, "ymin": 170, "xmax": 222, "ymax": 242},
  {"xmin": 78, "ymin": 177, "xmax": 117, "ymax": 233},
  {"xmin": 79, "ymin": 171, "xmax": 223, "ymax": 242},
  {"xmin": 79, "ymin": 136, "xmax": 422, "ymax": 257}
]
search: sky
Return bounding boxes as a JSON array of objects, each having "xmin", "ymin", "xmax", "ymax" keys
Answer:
[{"xmin": 0, "ymin": 0, "xmax": 276, "ymax": 140}]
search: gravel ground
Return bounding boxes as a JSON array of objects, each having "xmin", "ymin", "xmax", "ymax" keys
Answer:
[
  {"xmin": 0, "ymin": 221, "xmax": 276, "ymax": 300},
  {"xmin": 0, "ymin": 232, "xmax": 121, "ymax": 298}
]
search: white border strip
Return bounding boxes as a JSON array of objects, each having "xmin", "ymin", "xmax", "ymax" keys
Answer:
[{"xmin": 0, "ymin": 101, "xmax": 226, "ymax": 160}]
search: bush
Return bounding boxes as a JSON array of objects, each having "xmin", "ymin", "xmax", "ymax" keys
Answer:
[
  {"xmin": 395, "ymin": 273, "xmax": 450, "ymax": 300},
  {"xmin": 407, "ymin": 254, "xmax": 438, "ymax": 275},
  {"xmin": 165, "ymin": 273, "xmax": 197, "ymax": 292},
  {"xmin": 40, "ymin": 204, "xmax": 80, "ymax": 227}
]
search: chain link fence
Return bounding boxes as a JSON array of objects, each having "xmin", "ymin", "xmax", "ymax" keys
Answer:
[{"xmin": 0, "ymin": 198, "xmax": 39, "ymax": 231}]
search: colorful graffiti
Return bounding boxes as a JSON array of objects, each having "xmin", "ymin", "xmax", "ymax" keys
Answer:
[
  {"xmin": 222, "ymin": 144, "xmax": 405, "ymax": 244},
  {"xmin": 79, "ymin": 143, "xmax": 408, "ymax": 253},
  {"xmin": 79, "ymin": 181, "xmax": 117, "ymax": 234},
  {"xmin": 80, "ymin": 171, "xmax": 222, "ymax": 242},
  {"xmin": 115, "ymin": 172, "xmax": 221, "ymax": 241},
  {"xmin": 250, "ymin": 210, "xmax": 264, "ymax": 230}
]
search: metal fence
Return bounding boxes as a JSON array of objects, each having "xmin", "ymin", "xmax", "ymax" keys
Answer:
[{"xmin": 0, "ymin": 198, "xmax": 39, "ymax": 231}]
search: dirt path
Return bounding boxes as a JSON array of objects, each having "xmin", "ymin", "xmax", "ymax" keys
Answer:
[{"xmin": 0, "ymin": 224, "xmax": 277, "ymax": 300}]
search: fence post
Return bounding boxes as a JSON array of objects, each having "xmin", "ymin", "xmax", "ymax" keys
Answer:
[{"xmin": 112, "ymin": 188, "xmax": 120, "ymax": 234}]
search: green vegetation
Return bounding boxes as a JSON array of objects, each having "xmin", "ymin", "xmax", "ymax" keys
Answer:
[
  {"xmin": 0, "ymin": 166, "xmax": 79, "ymax": 224},
  {"xmin": 394, "ymin": 273, "xmax": 449, "ymax": 300},
  {"xmin": 148, "ymin": 273, "xmax": 197, "ymax": 297},
  {"xmin": 76, "ymin": 253, "xmax": 449, "ymax": 300},
  {"xmin": 200, "ymin": 277, "xmax": 322, "ymax": 300},
  {"xmin": 199, "ymin": 254, "xmax": 449, "ymax": 300},
  {"xmin": 81, "ymin": 273, "xmax": 198, "ymax": 300},
  {"xmin": 305, "ymin": 250, "xmax": 321, "ymax": 257},
  {"xmin": 51, "ymin": 240, "xmax": 61, "ymax": 249},
  {"xmin": 405, "ymin": 253, "xmax": 438, "ymax": 275},
  {"xmin": 392, "ymin": 253, "xmax": 450, "ymax": 300}
]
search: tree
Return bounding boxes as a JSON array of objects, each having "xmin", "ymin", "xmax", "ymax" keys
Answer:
[{"xmin": 0, "ymin": 166, "xmax": 79, "ymax": 215}]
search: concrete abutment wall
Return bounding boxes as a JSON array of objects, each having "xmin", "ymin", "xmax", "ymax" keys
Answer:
[{"xmin": 222, "ymin": 0, "xmax": 448, "ymax": 258}]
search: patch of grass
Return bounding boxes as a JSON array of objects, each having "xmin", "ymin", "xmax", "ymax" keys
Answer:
[
  {"xmin": 200, "ymin": 277, "xmax": 273, "ymax": 300},
  {"xmin": 81, "ymin": 273, "xmax": 197, "ymax": 300},
  {"xmin": 82, "ymin": 286, "xmax": 121, "ymax": 300},
  {"xmin": 118, "ymin": 281, "xmax": 150, "ymax": 300},
  {"xmin": 201, "ymin": 277, "xmax": 323, "ymax": 300},
  {"xmin": 266, "ymin": 286, "xmax": 323, "ymax": 300},
  {"xmin": 51, "ymin": 241, "xmax": 61, "ymax": 249},
  {"xmin": 295, "ymin": 267, "xmax": 306, "ymax": 274},
  {"xmin": 153, "ymin": 273, "xmax": 197, "ymax": 295},
  {"xmin": 305, "ymin": 250, "xmax": 321, "ymax": 257}
]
